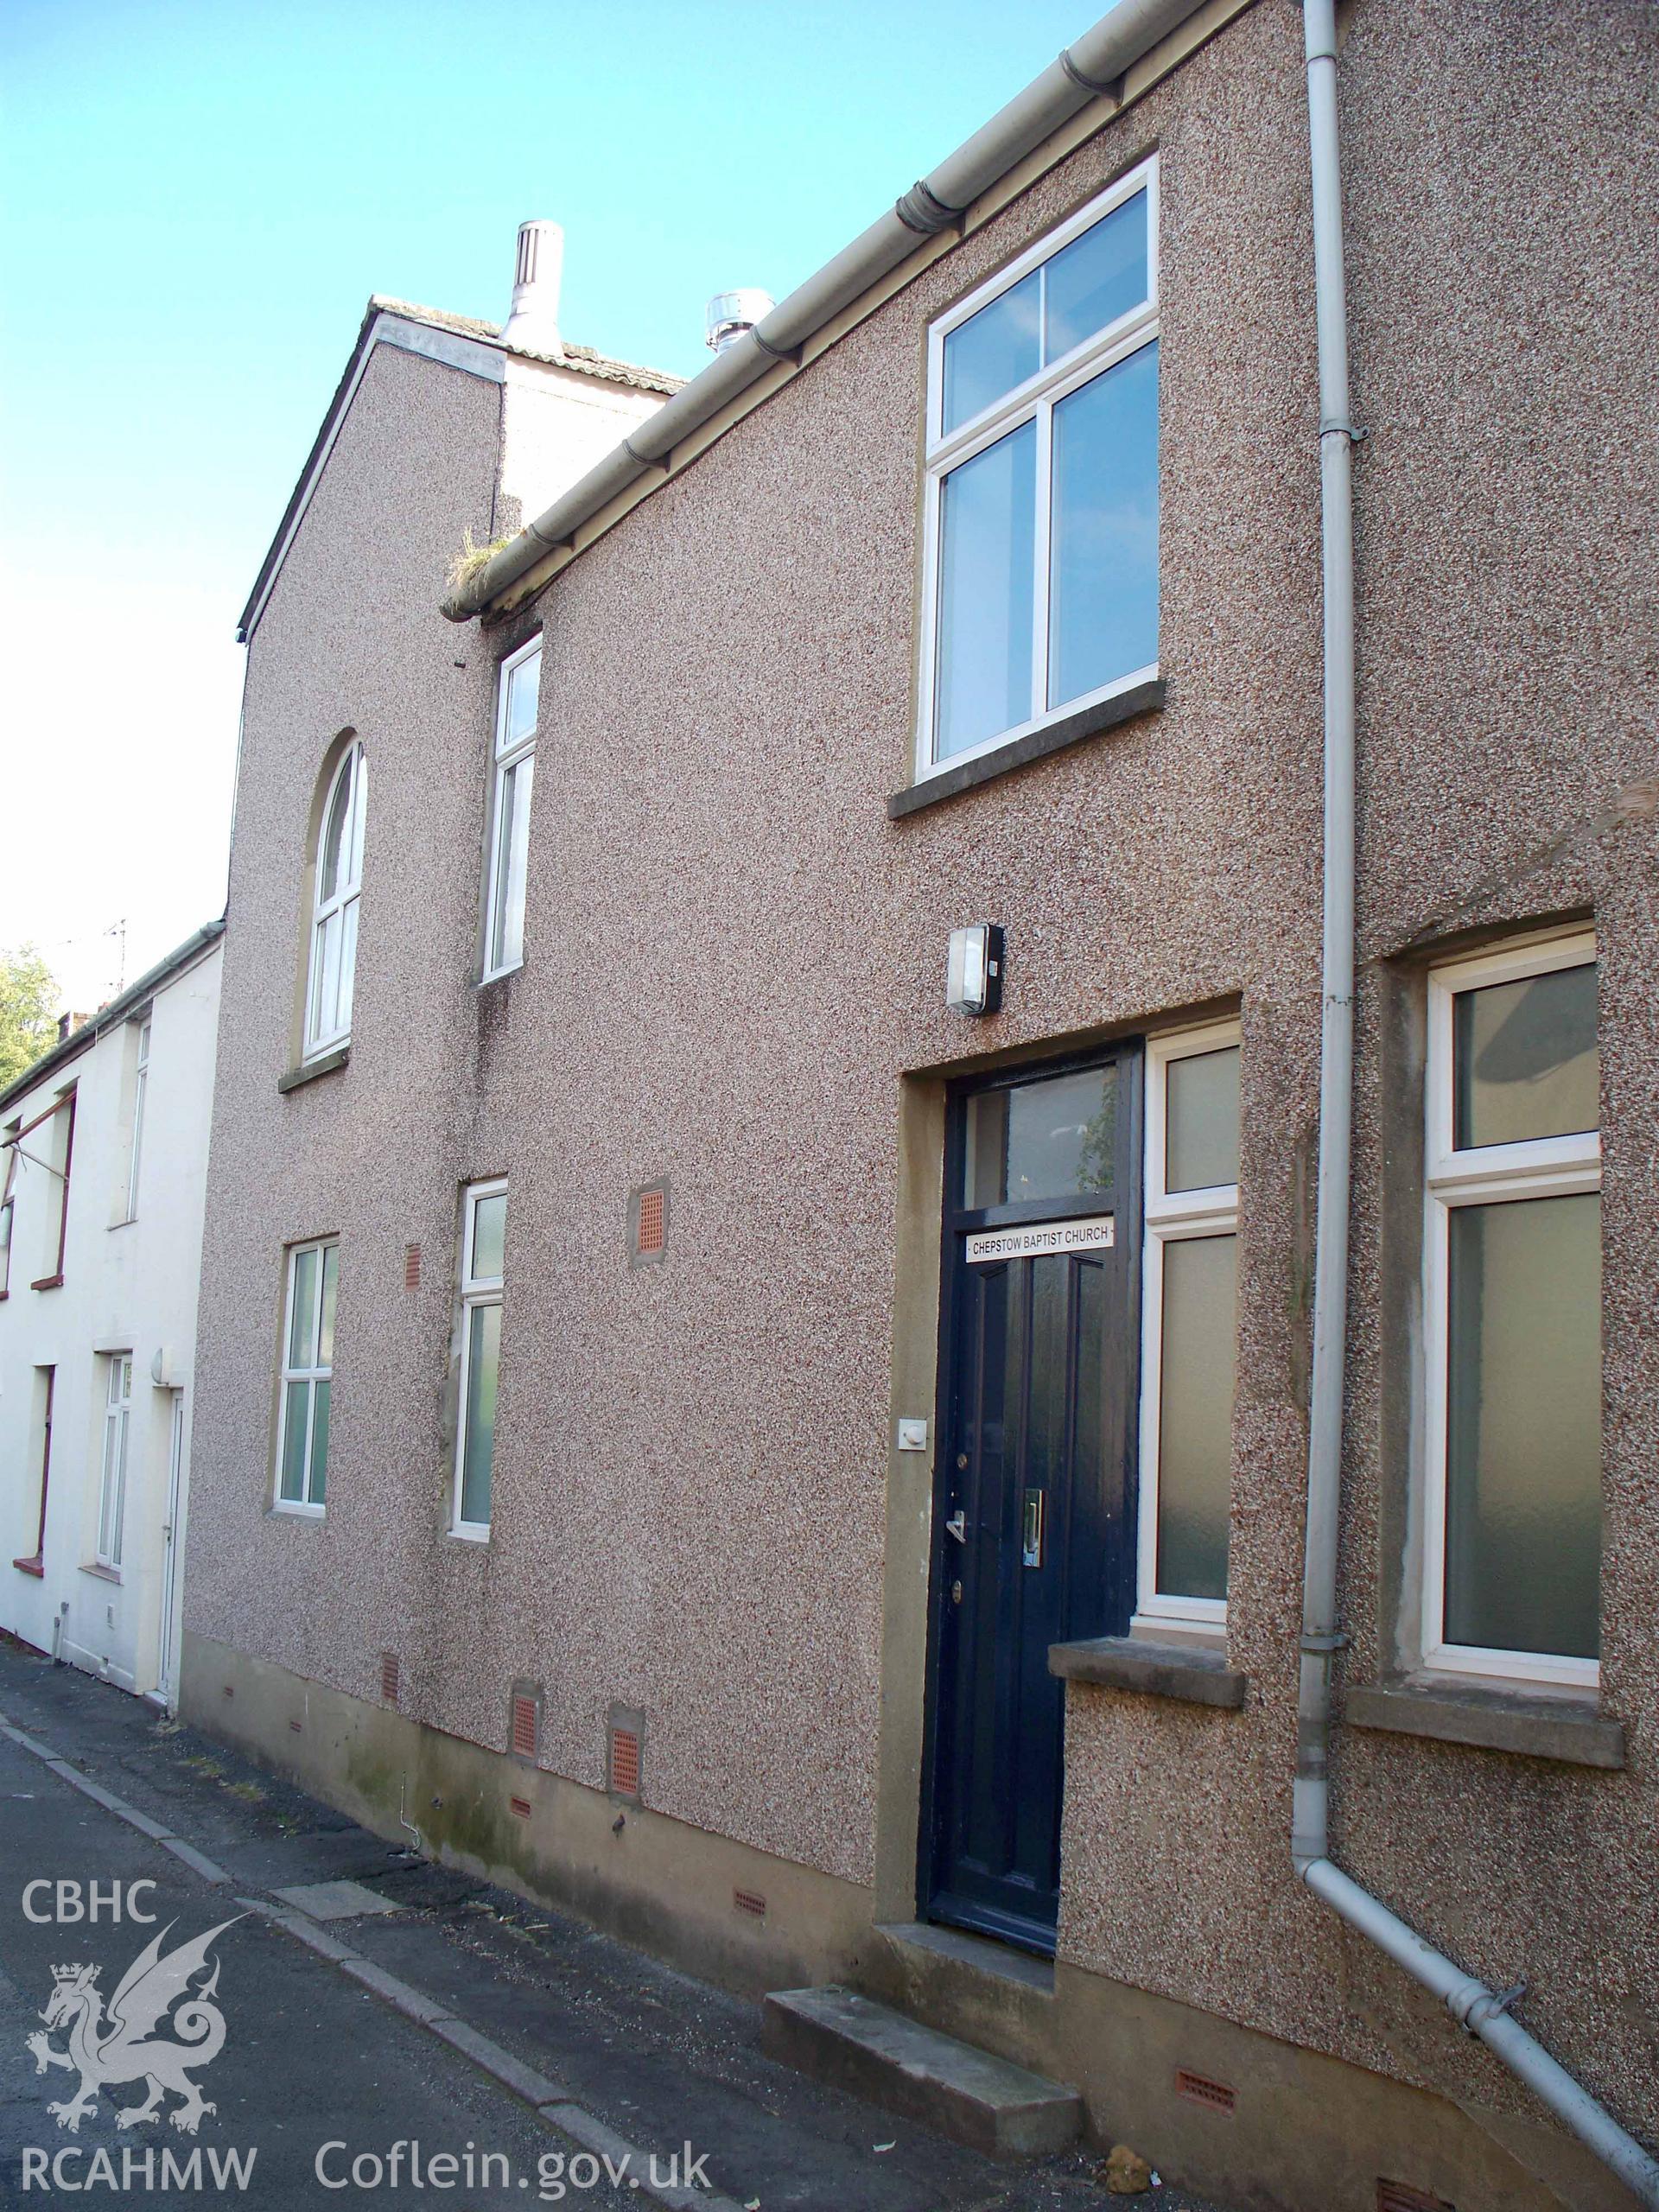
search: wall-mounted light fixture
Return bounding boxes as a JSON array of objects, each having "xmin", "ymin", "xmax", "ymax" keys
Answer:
[{"xmin": 946, "ymin": 924, "xmax": 1004, "ymax": 1017}]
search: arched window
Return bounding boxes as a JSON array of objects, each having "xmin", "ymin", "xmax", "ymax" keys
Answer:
[{"xmin": 305, "ymin": 741, "xmax": 365, "ymax": 1058}]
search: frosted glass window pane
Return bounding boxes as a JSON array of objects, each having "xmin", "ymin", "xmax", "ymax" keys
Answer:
[
  {"xmin": 308, "ymin": 1379, "xmax": 330, "ymax": 1504},
  {"xmin": 320, "ymin": 766, "xmax": 351, "ymax": 900},
  {"xmin": 105, "ymin": 1410, "xmax": 128, "ymax": 1566},
  {"xmin": 1445, "ymin": 1194, "xmax": 1600, "ymax": 1658},
  {"xmin": 1045, "ymin": 191, "xmax": 1147, "ymax": 360},
  {"xmin": 289, "ymin": 1247, "xmax": 319, "ymax": 1367},
  {"xmin": 936, "ymin": 423, "xmax": 1036, "ymax": 758},
  {"xmin": 1166, "ymin": 1046, "xmax": 1241, "ymax": 1192},
  {"xmin": 1049, "ymin": 341, "xmax": 1159, "ymax": 709},
  {"xmin": 942, "ymin": 271, "xmax": 1040, "ymax": 434},
  {"xmin": 336, "ymin": 898, "xmax": 358, "ymax": 1032},
  {"xmin": 470, "ymin": 1192, "xmax": 506, "ymax": 1284},
  {"xmin": 491, "ymin": 754, "xmax": 533, "ymax": 971},
  {"xmin": 1156, "ymin": 1235, "xmax": 1236, "ymax": 1599},
  {"xmin": 461, "ymin": 1302, "xmax": 501, "ymax": 1525},
  {"xmin": 318, "ymin": 1244, "xmax": 338, "ymax": 1367},
  {"xmin": 99, "ymin": 1417, "xmax": 119, "ymax": 1557},
  {"xmin": 315, "ymin": 911, "xmax": 342, "ymax": 1039},
  {"xmin": 965, "ymin": 1066, "xmax": 1116, "ymax": 1206},
  {"xmin": 347, "ymin": 753, "xmax": 366, "ymax": 883},
  {"xmin": 1453, "ymin": 963, "xmax": 1598, "ymax": 1150},
  {"xmin": 280, "ymin": 1381, "xmax": 309, "ymax": 1501},
  {"xmin": 504, "ymin": 650, "xmax": 541, "ymax": 747}
]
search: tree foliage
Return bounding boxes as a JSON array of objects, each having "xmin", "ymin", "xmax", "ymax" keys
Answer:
[{"xmin": 0, "ymin": 944, "xmax": 60, "ymax": 1090}]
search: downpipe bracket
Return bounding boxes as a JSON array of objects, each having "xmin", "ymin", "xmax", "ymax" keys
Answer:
[{"xmin": 1462, "ymin": 1980, "xmax": 1529, "ymax": 2033}]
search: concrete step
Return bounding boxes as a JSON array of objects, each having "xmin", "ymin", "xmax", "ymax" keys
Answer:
[{"xmin": 760, "ymin": 1984, "xmax": 1083, "ymax": 2159}]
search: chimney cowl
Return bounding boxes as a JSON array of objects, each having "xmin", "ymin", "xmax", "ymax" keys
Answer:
[
  {"xmin": 705, "ymin": 289, "xmax": 774, "ymax": 353},
  {"xmin": 502, "ymin": 220, "xmax": 565, "ymax": 360}
]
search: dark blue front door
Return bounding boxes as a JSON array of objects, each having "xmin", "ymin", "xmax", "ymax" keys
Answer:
[{"xmin": 925, "ymin": 1050, "xmax": 1140, "ymax": 1954}]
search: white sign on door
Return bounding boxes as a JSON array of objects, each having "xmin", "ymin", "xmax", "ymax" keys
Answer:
[{"xmin": 964, "ymin": 1215, "xmax": 1115, "ymax": 1265}]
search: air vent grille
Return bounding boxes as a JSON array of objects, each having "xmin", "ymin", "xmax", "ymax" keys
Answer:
[
  {"xmin": 380, "ymin": 1650, "xmax": 400, "ymax": 1705},
  {"xmin": 404, "ymin": 1243, "xmax": 421, "ymax": 1290},
  {"xmin": 733, "ymin": 1889, "xmax": 767, "ymax": 1919},
  {"xmin": 511, "ymin": 1693, "xmax": 538, "ymax": 1759},
  {"xmin": 1377, "ymin": 2183, "xmax": 1454, "ymax": 2212},
  {"xmin": 1175, "ymin": 2069, "xmax": 1236, "ymax": 2116},
  {"xmin": 637, "ymin": 1188, "xmax": 665, "ymax": 1255},
  {"xmin": 609, "ymin": 1726, "xmax": 641, "ymax": 1800}
]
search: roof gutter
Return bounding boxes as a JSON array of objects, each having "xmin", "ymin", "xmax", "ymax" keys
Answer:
[{"xmin": 441, "ymin": 0, "xmax": 1211, "ymax": 623}]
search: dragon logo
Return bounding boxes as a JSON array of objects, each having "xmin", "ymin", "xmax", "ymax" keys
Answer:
[{"xmin": 26, "ymin": 1916, "xmax": 241, "ymax": 2135}]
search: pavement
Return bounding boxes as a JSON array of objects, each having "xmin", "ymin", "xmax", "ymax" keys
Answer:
[{"xmin": 0, "ymin": 1636, "xmax": 1236, "ymax": 2211}]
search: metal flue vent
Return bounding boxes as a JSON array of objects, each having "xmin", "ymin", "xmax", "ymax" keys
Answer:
[
  {"xmin": 503, "ymin": 219, "xmax": 565, "ymax": 359},
  {"xmin": 705, "ymin": 289, "xmax": 775, "ymax": 353}
]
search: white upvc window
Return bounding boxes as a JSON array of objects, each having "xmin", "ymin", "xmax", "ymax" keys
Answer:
[
  {"xmin": 916, "ymin": 158, "xmax": 1160, "ymax": 783},
  {"xmin": 275, "ymin": 1238, "xmax": 338, "ymax": 1514},
  {"xmin": 1421, "ymin": 931, "xmax": 1601, "ymax": 1689},
  {"xmin": 1135, "ymin": 1021, "xmax": 1241, "ymax": 1635},
  {"xmin": 482, "ymin": 642, "xmax": 541, "ymax": 980},
  {"xmin": 453, "ymin": 1179, "xmax": 506, "ymax": 1536},
  {"xmin": 97, "ymin": 1354, "xmax": 133, "ymax": 1569},
  {"xmin": 305, "ymin": 742, "xmax": 366, "ymax": 1058},
  {"xmin": 125, "ymin": 1019, "xmax": 150, "ymax": 1221}
]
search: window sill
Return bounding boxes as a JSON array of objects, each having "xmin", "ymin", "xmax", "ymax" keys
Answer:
[
  {"xmin": 1129, "ymin": 1609, "xmax": 1226, "ymax": 1650},
  {"xmin": 30, "ymin": 1274, "xmax": 64, "ymax": 1293},
  {"xmin": 1346, "ymin": 1680, "xmax": 1624, "ymax": 1770},
  {"xmin": 12, "ymin": 1555, "xmax": 44, "ymax": 1578},
  {"xmin": 1048, "ymin": 1634, "xmax": 1247, "ymax": 1709},
  {"xmin": 478, "ymin": 963, "xmax": 522, "ymax": 991},
  {"xmin": 887, "ymin": 677, "xmax": 1165, "ymax": 820},
  {"xmin": 80, "ymin": 1562, "xmax": 121, "ymax": 1585},
  {"xmin": 270, "ymin": 1503, "xmax": 325, "ymax": 1521},
  {"xmin": 448, "ymin": 1524, "xmax": 491, "ymax": 1545},
  {"xmin": 108, "ymin": 1217, "xmax": 137, "ymax": 1232},
  {"xmin": 278, "ymin": 1046, "xmax": 350, "ymax": 1094}
]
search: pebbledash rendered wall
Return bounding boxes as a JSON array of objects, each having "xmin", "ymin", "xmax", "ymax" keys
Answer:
[{"xmin": 184, "ymin": 3, "xmax": 1659, "ymax": 2207}]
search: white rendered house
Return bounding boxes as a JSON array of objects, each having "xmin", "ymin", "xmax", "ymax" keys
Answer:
[{"xmin": 0, "ymin": 921, "xmax": 223, "ymax": 1704}]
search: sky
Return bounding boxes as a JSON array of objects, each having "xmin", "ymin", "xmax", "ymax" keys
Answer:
[{"xmin": 0, "ymin": 0, "xmax": 1103, "ymax": 1014}]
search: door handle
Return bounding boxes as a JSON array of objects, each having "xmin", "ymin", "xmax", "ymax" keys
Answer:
[
  {"xmin": 1021, "ymin": 1489, "xmax": 1045, "ymax": 1568},
  {"xmin": 944, "ymin": 1510, "xmax": 969, "ymax": 1544}
]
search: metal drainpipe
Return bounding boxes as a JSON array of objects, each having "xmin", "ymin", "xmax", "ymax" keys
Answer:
[{"xmin": 1294, "ymin": 5, "xmax": 1659, "ymax": 2202}]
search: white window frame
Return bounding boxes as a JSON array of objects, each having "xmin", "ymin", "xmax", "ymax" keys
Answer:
[
  {"xmin": 1421, "ymin": 929, "xmax": 1600, "ymax": 1690},
  {"xmin": 304, "ymin": 742, "xmax": 366, "ymax": 1060},
  {"xmin": 97, "ymin": 1354, "xmax": 132, "ymax": 1570},
  {"xmin": 916, "ymin": 157, "xmax": 1160, "ymax": 785},
  {"xmin": 452, "ymin": 1179, "xmax": 506, "ymax": 1538},
  {"xmin": 274, "ymin": 1237, "xmax": 337, "ymax": 1516},
  {"xmin": 1135, "ymin": 1019, "xmax": 1242, "ymax": 1636},
  {"xmin": 481, "ymin": 641, "xmax": 541, "ymax": 982},
  {"xmin": 0, "ymin": 1125, "xmax": 16, "ymax": 1297},
  {"xmin": 124, "ymin": 1018, "xmax": 150, "ymax": 1222}
]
